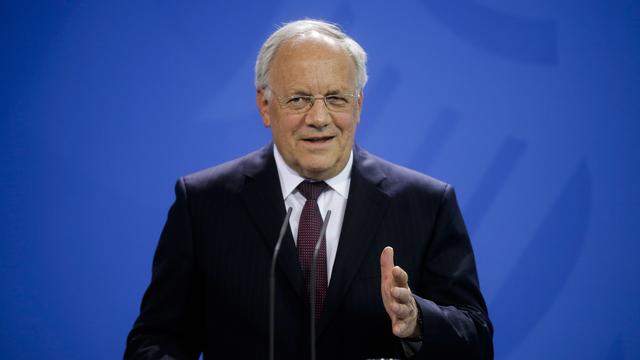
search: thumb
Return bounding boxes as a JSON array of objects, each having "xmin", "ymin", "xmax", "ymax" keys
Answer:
[{"xmin": 380, "ymin": 246, "xmax": 395, "ymax": 277}]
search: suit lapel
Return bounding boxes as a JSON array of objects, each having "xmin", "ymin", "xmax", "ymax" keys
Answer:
[
  {"xmin": 240, "ymin": 145, "xmax": 307, "ymax": 301},
  {"xmin": 319, "ymin": 147, "xmax": 390, "ymax": 334}
]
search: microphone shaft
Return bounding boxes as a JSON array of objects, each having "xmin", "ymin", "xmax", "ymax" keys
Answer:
[{"xmin": 269, "ymin": 207, "xmax": 293, "ymax": 360}]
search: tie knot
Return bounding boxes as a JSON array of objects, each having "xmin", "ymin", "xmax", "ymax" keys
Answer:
[{"xmin": 297, "ymin": 180, "xmax": 328, "ymax": 201}]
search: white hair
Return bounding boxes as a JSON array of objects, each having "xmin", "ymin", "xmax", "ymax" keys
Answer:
[{"xmin": 255, "ymin": 19, "xmax": 368, "ymax": 96}]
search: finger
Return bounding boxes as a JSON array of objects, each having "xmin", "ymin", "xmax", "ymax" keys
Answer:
[
  {"xmin": 392, "ymin": 266, "xmax": 409, "ymax": 287},
  {"xmin": 391, "ymin": 287, "xmax": 412, "ymax": 303},
  {"xmin": 393, "ymin": 322, "xmax": 406, "ymax": 336},
  {"xmin": 380, "ymin": 246, "xmax": 395, "ymax": 276},
  {"xmin": 393, "ymin": 320, "xmax": 412, "ymax": 337},
  {"xmin": 391, "ymin": 301, "xmax": 414, "ymax": 319}
]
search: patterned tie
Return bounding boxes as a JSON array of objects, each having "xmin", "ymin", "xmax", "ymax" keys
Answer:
[{"xmin": 296, "ymin": 180, "xmax": 329, "ymax": 319}]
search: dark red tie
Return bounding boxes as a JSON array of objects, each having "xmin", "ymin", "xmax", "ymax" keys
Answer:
[{"xmin": 296, "ymin": 180, "xmax": 328, "ymax": 319}]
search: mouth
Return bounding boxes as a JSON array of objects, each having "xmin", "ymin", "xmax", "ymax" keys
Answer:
[{"xmin": 301, "ymin": 135, "xmax": 335, "ymax": 144}]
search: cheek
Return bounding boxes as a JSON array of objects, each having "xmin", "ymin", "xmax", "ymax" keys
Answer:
[
  {"xmin": 336, "ymin": 118, "xmax": 357, "ymax": 138},
  {"xmin": 272, "ymin": 118, "xmax": 301, "ymax": 145}
]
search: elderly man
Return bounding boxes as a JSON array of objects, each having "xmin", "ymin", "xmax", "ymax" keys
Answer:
[{"xmin": 125, "ymin": 19, "xmax": 493, "ymax": 359}]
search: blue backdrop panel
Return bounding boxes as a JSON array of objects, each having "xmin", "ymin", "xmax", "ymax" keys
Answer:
[{"xmin": 1, "ymin": 1, "xmax": 639, "ymax": 359}]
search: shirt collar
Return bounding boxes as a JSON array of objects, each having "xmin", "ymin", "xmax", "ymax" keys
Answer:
[{"xmin": 273, "ymin": 144, "xmax": 352, "ymax": 199}]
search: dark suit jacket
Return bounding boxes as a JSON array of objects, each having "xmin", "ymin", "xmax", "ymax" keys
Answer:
[{"xmin": 125, "ymin": 145, "xmax": 493, "ymax": 359}]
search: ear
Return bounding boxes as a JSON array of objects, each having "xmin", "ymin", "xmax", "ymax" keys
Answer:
[
  {"xmin": 256, "ymin": 89, "xmax": 271, "ymax": 127},
  {"xmin": 356, "ymin": 90, "xmax": 364, "ymax": 123}
]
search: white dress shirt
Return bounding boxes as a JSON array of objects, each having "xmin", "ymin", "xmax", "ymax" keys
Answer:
[{"xmin": 273, "ymin": 144, "xmax": 352, "ymax": 283}]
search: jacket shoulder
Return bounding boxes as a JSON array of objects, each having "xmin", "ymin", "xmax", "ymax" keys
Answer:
[
  {"xmin": 358, "ymin": 148, "xmax": 450, "ymax": 199},
  {"xmin": 179, "ymin": 147, "xmax": 268, "ymax": 195}
]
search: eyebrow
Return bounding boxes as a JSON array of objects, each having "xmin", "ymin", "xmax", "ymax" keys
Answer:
[
  {"xmin": 287, "ymin": 88, "xmax": 348, "ymax": 96},
  {"xmin": 289, "ymin": 90, "xmax": 312, "ymax": 96}
]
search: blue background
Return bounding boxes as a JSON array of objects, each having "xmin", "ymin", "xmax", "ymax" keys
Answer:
[{"xmin": 2, "ymin": 1, "xmax": 639, "ymax": 359}]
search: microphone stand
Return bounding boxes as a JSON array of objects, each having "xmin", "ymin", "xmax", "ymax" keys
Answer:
[{"xmin": 269, "ymin": 207, "xmax": 293, "ymax": 360}]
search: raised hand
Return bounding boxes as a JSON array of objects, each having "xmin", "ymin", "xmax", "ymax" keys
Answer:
[{"xmin": 380, "ymin": 246, "xmax": 421, "ymax": 338}]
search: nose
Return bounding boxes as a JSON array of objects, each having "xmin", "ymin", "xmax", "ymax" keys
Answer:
[{"xmin": 305, "ymin": 97, "xmax": 331, "ymax": 128}]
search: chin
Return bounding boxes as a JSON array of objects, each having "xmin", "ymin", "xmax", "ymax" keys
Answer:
[
  {"xmin": 301, "ymin": 167, "xmax": 330, "ymax": 178},
  {"xmin": 299, "ymin": 163, "xmax": 334, "ymax": 179}
]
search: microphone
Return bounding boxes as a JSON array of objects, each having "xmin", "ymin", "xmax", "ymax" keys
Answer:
[
  {"xmin": 310, "ymin": 209, "xmax": 331, "ymax": 360},
  {"xmin": 269, "ymin": 207, "xmax": 293, "ymax": 360}
]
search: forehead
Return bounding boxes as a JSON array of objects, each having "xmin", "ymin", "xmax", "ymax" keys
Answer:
[{"xmin": 269, "ymin": 35, "xmax": 356, "ymax": 91}]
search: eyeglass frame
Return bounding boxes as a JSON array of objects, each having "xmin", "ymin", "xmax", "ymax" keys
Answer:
[{"xmin": 266, "ymin": 87, "xmax": 360, "ymax": 114}]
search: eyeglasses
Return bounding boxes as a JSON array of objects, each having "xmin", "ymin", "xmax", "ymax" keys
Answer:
[{"xmin": 269, "ymin": 89, "xmax": 359, "ymax": 114}]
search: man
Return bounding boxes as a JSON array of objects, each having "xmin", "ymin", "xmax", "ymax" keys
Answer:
[{"xmin": 125, "ymin": 19, "xmax": 493, "ymax": 359}]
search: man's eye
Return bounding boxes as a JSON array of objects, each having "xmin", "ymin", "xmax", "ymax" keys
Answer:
[
  {"xmin": 287, "ymin": 96, "xmax": 308, "ymax": 104},
  {"xmin": 326, "ymin": 96, "xmax": 348, "ymax": 105}
]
